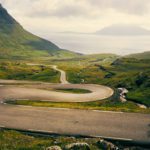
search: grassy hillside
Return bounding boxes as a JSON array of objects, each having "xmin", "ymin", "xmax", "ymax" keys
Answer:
[
  {"xmin": 49, "ymin": 53, "xmax": 118, "ymax": 66},
  {"xmin": 125, "ymin": 51, "xmax": 150, "ymax": 59},
  {"xmin": 57, "ymin": 58, "xmax": 150, "ymax": 106},
  {"xmin": 0, "ymin": 53, "xmax": 117, "ymax": 82},
  {"xmin": 0, "ymin": 4, "xmax": 78, "ymax": 60},
  {"xmin": 0, "ymin": 62, "xmax": 60, "ymax": 83}
]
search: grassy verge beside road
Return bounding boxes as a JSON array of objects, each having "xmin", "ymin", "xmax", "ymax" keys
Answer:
[
  {"xmin": 7, "ymin": 100, "xmax": 150, "ymax": 113},
  {"xmin": 0, "ymin": 129, "xmax": 105, "ymax": 150},
  {"xmin": 1, "ymin": 129, "xmax": 143, "ymax": 150},
  {"xmin": 127, "ymin": 89, "xmax": 150, "ymax": 107}
]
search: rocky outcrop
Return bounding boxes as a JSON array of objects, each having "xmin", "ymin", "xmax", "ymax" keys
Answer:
[
  {"xmin": 65, "ymin": 142, "xmax": 90, "ymax": 150},
  {"xmin": 97, "ymin": 139, "xmax": 119, "ymax": 150},
  {"xmin": 118, "ymin": 88, "xmax": 128, "ymax": 102},
  {"xmin": 46, "ymin": 146, "xmax": 62, "ymax": 150}
]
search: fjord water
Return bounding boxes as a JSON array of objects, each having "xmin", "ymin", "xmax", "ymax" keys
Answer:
[{"xmin": 46, "ymin": 33, "xmax": 150, "ymax": 55}]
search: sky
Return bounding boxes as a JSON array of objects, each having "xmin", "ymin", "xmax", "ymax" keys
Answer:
[{"xmin": 1, "ymin": 0, "xmax": 150, "ymax": 35}]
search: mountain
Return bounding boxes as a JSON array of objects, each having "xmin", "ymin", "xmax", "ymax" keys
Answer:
[
  {"xmin": 96, "ymin": 24, "xmax": 150, "ymax": 36},
  {"xmin": 0, "ymin": 4, "xmax": 78, "ymax": 60},
  {"xmin": 125, "ymin": 51, "xmax": 150, "ymax": 59}
]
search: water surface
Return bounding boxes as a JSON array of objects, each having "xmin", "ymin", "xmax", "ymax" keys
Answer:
[{"xmin": 45, "ymin": 33, "xmax": 150, "ymax": 55}]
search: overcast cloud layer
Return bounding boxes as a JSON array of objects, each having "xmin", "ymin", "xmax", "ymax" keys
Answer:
[{"xmin": 1, "ymin": 0, "xmax": 150, "ymax": 34}]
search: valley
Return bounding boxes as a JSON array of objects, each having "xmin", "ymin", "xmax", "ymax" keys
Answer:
[{"xmin": 0, "ymin": 3, "xmax": 150, "ymax": 150}]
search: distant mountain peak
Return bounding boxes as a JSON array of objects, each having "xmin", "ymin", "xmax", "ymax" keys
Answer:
[{"xmin": 96, "ymin": 24, "xmax": 150, "ymax": 36}]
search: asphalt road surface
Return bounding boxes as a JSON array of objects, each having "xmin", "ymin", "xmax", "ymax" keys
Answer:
[
  {"xmin": 51, "ymin": 65, "xmax": 69, "ymax": 84},
  {"xmin": 0, "ymin": 65, "xmax": 149, "ymax": 142},
  {"xmin": 0, "ymin": 104, "xmax": 150, "ymax": 142},
  {"xmin": 0, "ymin": 83, "xmax": 113, "ymax": 102},
  {"xmin": 0, "ymin": 65, "xmax": 113, "ymax": 102}
]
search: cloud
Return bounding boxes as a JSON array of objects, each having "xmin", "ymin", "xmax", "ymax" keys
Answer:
[
  {"xmin": 87, "ymin": 0, "xmax": 150, "ymax": 15},
  {"xmin": 29, "ymin": 2, "xmax": 89, "ymax": 18},
  {"xmin": 4, "ymin": 0, "xmax": 89, "ymax": 18},
  {"xmin": 26, "ymin": 0, "xmax": 150, "ymax": 18},
  {"xmin": 47, "ymin": 5, "xmax": 88, "ymax": 17},
  {"xmin": 0, "ymin": 0, "xmax": 150, "ymax": 34},
  {"xmin": 1, "ymin": 0, "xmax": 150, "ymax": 19}
]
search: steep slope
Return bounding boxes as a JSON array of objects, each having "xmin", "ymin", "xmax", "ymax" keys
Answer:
[
  {"xmin": 0, "ymin": 4, "xmax": 78, "ymax": 59},
  {"xmin": 125, "ymin": 51, "xmax": 150, "ymax": 59}
]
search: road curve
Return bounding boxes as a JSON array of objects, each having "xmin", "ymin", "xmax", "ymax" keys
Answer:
[
  {"xmin": 0, "ymin": 83, "xmax": 113, "ymax": 102},
  {"xmin": 0, "ymin": 65, "xmax": 149, "ymax": 142},
  {"xmin": 51, "ymin": 65, "xmax": 69, "ymax": 84},
  {"xmin": 27, "ymin": 64, "xmax": 69, "ymax": 84},
  {"xmin": 0, "ymin": 65, "xmax": 114, "ymax": 102}
]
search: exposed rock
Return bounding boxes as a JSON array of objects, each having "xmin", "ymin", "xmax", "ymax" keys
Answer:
[
  {"xmin": 137, "ymin": 103, "xmax": 147, "ymax": 109},
  {"xmin": 118, "ymin": 87, "xmax": 128, "ymax": 103},
  {"xmin": 46, "ymin": 146, "xmax": 62, "ymax": 150},
  {"xmin": 65, "ymin": 142, "xmax": 90, "ymax": 150},
  {"xmin": 97, "ymin": 139, "xmax": 119, "ymax": 150}
]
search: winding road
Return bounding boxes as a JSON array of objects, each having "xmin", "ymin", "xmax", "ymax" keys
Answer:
[
  {"xmin": 51, "ymin": 65, "xmax": 69, "ymax": 84},
  {"xmin": 0, "ymin": 65, "xmax": 113, "ymax": 102},
  {"xmin": 0, "ymin": 65, "xmax": 150, "ymax": 143}
]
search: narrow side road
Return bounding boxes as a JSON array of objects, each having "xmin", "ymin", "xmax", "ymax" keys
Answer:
[
  {"xmin": 27, "ymin": 63, "xmax": 69, "ymax": 84},
  {"xmin": 51, "ymin": 65, "xmax": 69, "ymax": 84}
]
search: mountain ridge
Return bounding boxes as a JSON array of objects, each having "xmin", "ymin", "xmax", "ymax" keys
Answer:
[{"xmin": 0, "ymin": 4, "xmax": 79, "ymax": 59}]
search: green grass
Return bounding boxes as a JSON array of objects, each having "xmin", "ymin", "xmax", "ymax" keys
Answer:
[
  {"xmin": 0, "ymin": 129, "xmax": 111, "ymax": 150},
  {"xmin": 127, "ymin": 88, "xmax": 150, "ymax": 107},
  {"xmin": 2, "ymin": 58, "xmax": 150, "ymax": 108},
  {"xmin": 56, "ymin": 58, "xmax": 150, "ymax": 106},
  {"xmin": 1, "ymin": 58, "xmax": 150, "ymax": 108},
  {"xmin": 55, "ymin": 88, "xmax": 92, "ymax": 94},
  {"xmin": 0, "ymin": 130, "xmax": 51, "ymax": 150},
  {"xmin": 49, "ymin": 54, "xmax": 118, "ymax": 68},
  {"xmin": 7, "ymin": 100, "xmax": 150, "ymax": 113},
  {"xmin": 0, "ymin": 5, "xmax": 79, "ymax": 60},
  {"xmin": 0, "ymin": 62, "xmax": 60, "ymax": 83},
  {"xmin": 125, "ymin": 51, "xmax": 150, "ymax": 59}
]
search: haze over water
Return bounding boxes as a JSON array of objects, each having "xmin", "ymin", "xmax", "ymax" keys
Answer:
[{"xmin": 45, "ymin": 33, "xmax": 150, "ymax": 55}]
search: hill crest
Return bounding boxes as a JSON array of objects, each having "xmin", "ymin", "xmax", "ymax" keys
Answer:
[{"xmin": 0, "ymin": 4, "xmax": 79, "ymax": 59}]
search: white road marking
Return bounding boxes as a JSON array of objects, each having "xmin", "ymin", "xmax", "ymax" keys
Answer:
[
  {"xmin": 27, "ymin": 129, "xmax": 54, "ymax": 133},
  {"xmin": 0, "ymin": 126, "xmax": 133, "ymax": 141},
  {"xmin": 24, "ymin": 129, "xmax": 134, "ymax": 141},
  {"xmin": 92, "ymin": 110, "xmax": 123, "ymax": 114},
  {"xmin": 91, "ymin": 135, "xmax": 133, "ymax": 141}
]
